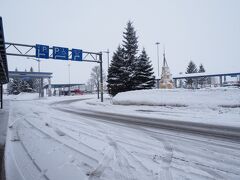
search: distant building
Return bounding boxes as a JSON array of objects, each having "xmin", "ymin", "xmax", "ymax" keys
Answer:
[
  {"xmin": 44, "ymin": 83, "xmax": 86, "ymax": 96},
  {"xmin": 159, "ymin": 51, "xmax": 174, "ymax": 89}
]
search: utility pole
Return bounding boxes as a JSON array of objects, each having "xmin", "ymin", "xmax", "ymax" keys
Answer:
[
  {"xmin": 155, "ymin": 42, "xmax": 160, "ymax": 77},
  {"xmin": 99, "ymin": 52, "xmax": 103, "ymax": 102},
  {"xmin": 155, "ymin": 42, "xmax": 160, "ymax": 89},
  {"xmin": 27, "ymin": 57, "xmax": 40, "ymax": 72},
  {"xmin": 106, "ymin": 49, "xmax": 109, "ymax": 69},
  {"xmin": 37, "ymin": 58, "xmax": 40, "ymax": 72},
  {"xmin": 102, "ymin": 49, "xmax": 110, "ymax": 69}
]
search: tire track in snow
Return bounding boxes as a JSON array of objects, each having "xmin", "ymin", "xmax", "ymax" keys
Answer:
[
  {"xmin": 50, "ymin": 109, "xmax": 168, "ymax": 152},
  {"xmin": 87, "ymin": 137, "xmax": 155, "ymax": 180},
  {"xmin": 147, "ymin": 131, "xmax": 240, "ymax": 179},
  {"xmin": 21, "ymin": 118, "xmax": 99, "ymax": 165},
  {"xmin": 14, "ymin": 122, "xmax": 50, "ymax": 180}
]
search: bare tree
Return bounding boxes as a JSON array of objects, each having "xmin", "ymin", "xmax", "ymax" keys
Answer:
[{"xmin": 89, "ymin": 66, "xmax": 106, "ymax": 98}]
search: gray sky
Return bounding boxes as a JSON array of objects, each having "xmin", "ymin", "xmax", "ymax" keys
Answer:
[{"xmin": 1, "ymin": 0, "xmax": 240, "ymax": 84}]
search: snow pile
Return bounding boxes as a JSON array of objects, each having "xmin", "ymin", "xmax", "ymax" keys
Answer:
[
  {"xmin": 113, "ymin": 88, "xmax": 240, "ymax": 108},
  {"xmin": 7, "ymin": 93, "xmax": 40, "ymax": 101}
]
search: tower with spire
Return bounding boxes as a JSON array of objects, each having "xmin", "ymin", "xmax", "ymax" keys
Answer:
[{"xmin": 159, "ymin": 48, "xmax": 174, "ymax": 89}]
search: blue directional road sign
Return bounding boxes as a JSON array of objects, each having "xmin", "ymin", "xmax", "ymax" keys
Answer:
[
  {"xmin": 53, "ymin": 46, "xmax": 69, "ymax": 60},
  {"xmin": 72, "ymin": 49, "xmax": 82, "ymax": 61},
  {"xmin": 36, "ymin": 44, "xmax": 49, "ymax": 59}
]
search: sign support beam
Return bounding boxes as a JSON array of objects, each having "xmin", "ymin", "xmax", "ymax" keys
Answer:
[{"xmin": 4, "ymin": 42, "xmax": 104, "ymax": 102}]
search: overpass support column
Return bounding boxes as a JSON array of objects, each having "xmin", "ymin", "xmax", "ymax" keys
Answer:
[
  {"xmin": 156, "ymin": 79, "xmax": 160, "ymax": 89},
  {"xmin": 219, "ymin": 76, "xmax": 223, "ymax": 87},
  {"xmin": 48, "ymin": 77, "xmax": 52, "ymax": 97},
  {"xmin": 174, "ymin": 79, "xmax": 177, "ymax": 88},
  {"xmin": 40, "ymin": 78, "xmax": 44, "ymax": 97}
]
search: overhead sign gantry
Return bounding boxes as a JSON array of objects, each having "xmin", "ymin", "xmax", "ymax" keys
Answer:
[{"xmin": 4, "ymin": 42, "xmax": 104, "ymax": 102}]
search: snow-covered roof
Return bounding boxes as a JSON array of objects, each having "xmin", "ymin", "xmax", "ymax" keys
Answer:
[
  {"xmin": 8, "ymin": 71, "xmax": 52, "ymax": 78},
  {"xmin": 173, "ymin": 71, "xmax": 240, "ymax": 79}
]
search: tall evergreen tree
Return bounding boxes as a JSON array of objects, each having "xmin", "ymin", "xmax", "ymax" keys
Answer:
[
  {"xmin": 198, "ymin": 64, "xmax": 206, "ymax": 87},
  {"xmin": 8, "ymin": 78, "xmax": 21, "ymax": 94},
  {"xmin": 122, "ymin": 21, "xmax": 139, "ymax": 90},
  {"xmin": 20, "ymin": 80, "xmax": 30, "ymax": 92},
  {"xmin": 134, "ymin": 48, "xmax": 155, "ymax": 89},
  {"xmin": 198, "ymin": 64, "xmax": 205, "ymax": 73},
  {"xmin": 107, "ymin": 21, "xmax": 156, "ymax": 95},
  {"xmin": 185, "ymin": 61, "xmax": 198, "ymax": 87},
  {"xmin": 29, "ymin": 66, "xmax": 40, "ymax": 92},
  {"xmin": 107, "ymin": 46, "xmax": 127, "ymax": 96},
  {"xmin": 186, "ymin": 61, "xmax": 198, "ymax": 74},
  {"xmin": 27, "ymin": 67, "xmax": 36, "ymax": 89}
]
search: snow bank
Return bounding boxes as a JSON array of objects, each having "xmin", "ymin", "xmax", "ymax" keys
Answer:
[
  {"xmin": 5, "ymin": 93, "xmax": 95, "ymax": 103},
  {"xmin": 113, "ymin": 88, "xmax": 240, "ymax": 108},
  {"xmin": 7, "ymin": 93, "xmax": 40, "ymax": 101}
]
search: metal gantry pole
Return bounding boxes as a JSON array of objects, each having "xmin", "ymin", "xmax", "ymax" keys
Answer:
[
  {"xmin": 68, "ymin": 61, "xmax": 71, "ymax": 95},
  {"xmin": 99, "ymin": 53, "xmax": 103, "ymax": 102}
]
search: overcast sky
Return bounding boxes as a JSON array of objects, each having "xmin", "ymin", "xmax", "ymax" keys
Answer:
[{"xmin": 1, "ymin": 0, "xmax": 240, "ymax": 84}]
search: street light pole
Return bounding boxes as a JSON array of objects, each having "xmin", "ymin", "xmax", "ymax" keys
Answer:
[
  {"xmin": 37, "ymin": 58, "xmax": 40, "ymax": 72},
  {"xmin": 27, "ymin": 57, "xmax": 41, "ymax": 97},
  {"xmin": 107, "ymin": 49, "xmax": 109, "ymax": 69},
  {"xmin": 102, "ymin": 49, "xmax": 110, "ymax": 69},
  {"xmin": 68, "ymin": 60, "xmax": 71, "ymax": 95},
  {"xmin": 155, "ymin": 42, "xmax": 160, "ymax": 77},
  {"xmin": 99, "ymin": 52, "xmax": 103, "ymax": 102},
  {"xmin": 27, "ymin": 57, "xmax": 41, "ymax": 72}
]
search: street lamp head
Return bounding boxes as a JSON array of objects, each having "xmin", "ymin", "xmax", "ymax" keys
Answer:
[
  {"xmin": 27, "ymin": 57, "xmax": 40, "ymax": 61},
  {"xmin": 102, "ymin": 50, "xmax": 110, "ymax": 53},
  {"xmin": 156, "ymin": 42, "xmax": 160, "ymax": 45}
]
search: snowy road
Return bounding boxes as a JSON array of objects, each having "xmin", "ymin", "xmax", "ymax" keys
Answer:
[
  {"xmin": 54, "ymin": 99, "xmax": 240, "ymax": 141},
  {"xmin": 5, "ymin": 97, "xmax": 240, "ymax": 180}
]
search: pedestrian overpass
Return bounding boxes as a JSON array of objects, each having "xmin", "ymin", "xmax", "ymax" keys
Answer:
[
  {"xmin": 173, "ymin": 72, "xmax": 240, "ymax": 88},
  {"xmin": 8, "ymin": 71, "xmax": 52, "ymax": 97}
]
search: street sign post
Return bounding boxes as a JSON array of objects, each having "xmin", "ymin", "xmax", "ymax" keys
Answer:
[
  {"xmin": 36, "ymin": 44, "xmax": 49, "ymax": 59},
  {"xmin": 72, "ymin": 49, "xmax": 82, "ymax": 61},
  {"xmin": 53, "ymin": 46, "xmax": 68, "ymax": 60}
]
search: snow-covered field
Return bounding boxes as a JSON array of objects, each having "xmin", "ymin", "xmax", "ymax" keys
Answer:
[{"xmin": 4, "ymin": 88, "xmax": 240, "ymax": 180}]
